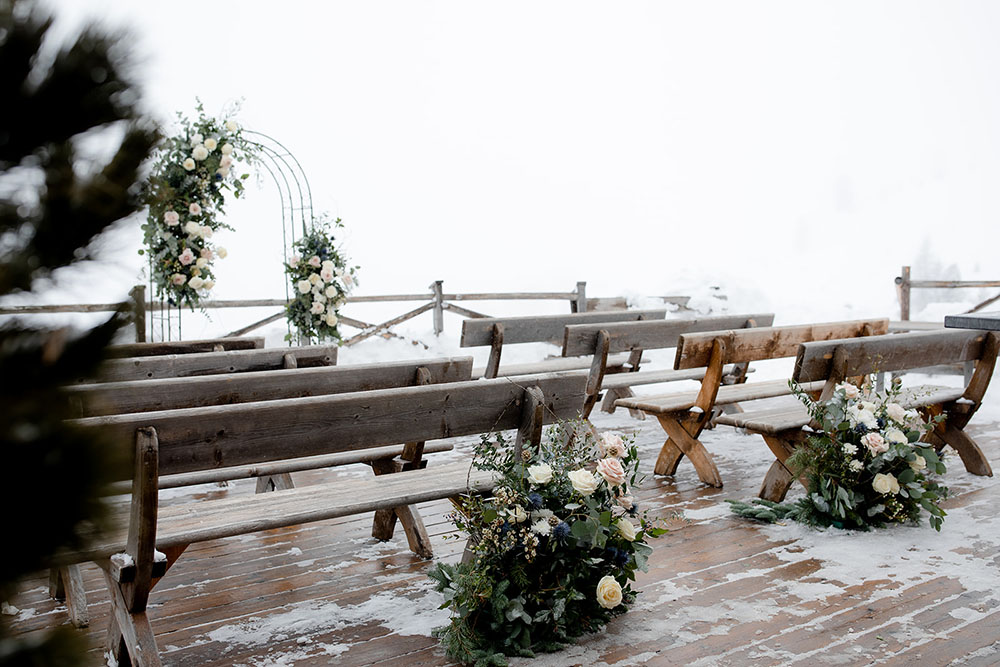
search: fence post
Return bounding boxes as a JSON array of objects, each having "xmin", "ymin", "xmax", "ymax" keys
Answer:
[
  {"xmin": 431, "ymin": 280, "xmax": 444, "ymax": 335},
  {"xmin": 129, "ymin": 284, "xmax": 146, "ymax": 342},
  {"xmin": 894, "ymin": 266, "xmax": 911, "ymax": 321},
  {"xmin": 574, "ymin": 281, "xmax": 587, "ymax": 313}
]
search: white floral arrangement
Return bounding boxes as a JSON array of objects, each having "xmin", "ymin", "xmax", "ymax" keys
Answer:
[
  {"xmin": 284, "ymin": 216, "xmax": 358, "ymax": 343},
  {"xmin": 430, "ymin": 423, "xmax": 665, "ymax": 664},
  {"xmin": 141, "ymin": 102, "xmax": 258, "ymax": 309}
]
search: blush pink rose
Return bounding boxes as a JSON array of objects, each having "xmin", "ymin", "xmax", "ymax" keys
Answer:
[
  {"xmin": 599, "ymin": 433, "xmax": 626, "ymax": 458},
  {"xmin": 596, "ymin": 457, "xmax": 627, "ymax": 487},
  {"xmin": 163, "ymin": 210, "xmax": 180, "ymax": 226},
  {"xmin": 861, "ymin": 432, "xmax": 888, "ymax": 454},
  {"xmin": 178, "ymin": 248, "xmax": 195, "ymax": 266},
  {"xmin": 308, "ymin": 255, "xmax": 322, "ymax": 267},
  {"xmin": 189, "ymin": 202, "xmax": 202, "ymax": 215}
]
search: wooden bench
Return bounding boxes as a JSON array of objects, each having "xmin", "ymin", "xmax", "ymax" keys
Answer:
[
  {"xmin": 561, "ymin": 313, "xmax": 775, "ymax": 418},
  {"xmin": 715, "ymin": 328, "xmax": 997, "ymax": 501},
  {"xmin": 53, "ymin": 357, "xmax": 473, "ymax": 629},
  {"xmin": 460, "ymin": 309, "xmax": 666, "ymax": 379},
  {"xmin": 105, "ymin": 336, "xmax": 265, "ymax": 358},
  {"xmin": 60, "ymin": 372, "xmax": 586, "ymax": 665},
  {"xmin": 615, "ymin": 319, "xmax": 889, "ymax": 487},
  {"xmin": 84, "ymin": 343, "xmax": 338, "ymax": 383}
]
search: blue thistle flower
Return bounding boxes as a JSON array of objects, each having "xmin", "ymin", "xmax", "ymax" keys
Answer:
[
  {"xmin": 527, "ymin": 492, "xmax": 543, "ymax": 510},
  {"xmin": 552, "ymin": 522, "xmax": 570, "ymax": 541},
  {"xmin": 614, "ymin": 549, "xmax": 630, "ymax": 568}
]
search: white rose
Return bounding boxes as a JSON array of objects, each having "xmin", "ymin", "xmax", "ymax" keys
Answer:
[
  {"xmin": 325, "ymin": 285, "xmax": 339, "ymax": 298},
  {"xmin": 324, "ymin": 312, "xmax": 339, "ymax": 326},
  {"xmin": 297, "ymin": 279, "xmax": 312, "ymax": 294},
  {"xmin": 310, "ymin": 301, "xmax": 325, "ymax": 315},
  {"xmin": 188, "ymin": 276, "xmax": 204, "ymax": 289},
  {"xmin": 182, "ymin": 158, "xmax": 196, "ymax": 171},
  {"xmin": 568, "ymin": 468, "xmax": 599, "ymax": 496},
  {"xmin": 184, "ymin": 220, "xmax": 200, "ymax": 235},
  {"xmin": 217, "ymin": 167, "xmax": 230, "ymax": 178},
  {"xmin": 849, "ymin": 459, "xmax": 864, "ymax": 472},
  {"xmin": 308, "ymin": 273, "xmax": 322, "ymax": 286},
  {"xmin": 885, "ymin": 427, "xmax": 908, "ymax": 446},
  {"xmin": 886, "ymin": 403, "xmax": 907, "ymax": 424},
  {"xmin": 527, "ymin": 462, "xmax": 553, "ymax": 485},
  {"xmin": 195, "ymin": 257, "xmax": 208, "ymax": 269},
  {"xmin": 203, "ymin": 137, "xmax": 218, "ymax": 151},
  {"xmin": 837, "ymin": 382, "xmax": 860, "ymax": 399},
  {"xmin": 596, "ymin": 575, "xmax": 623, "ymax": 609},
  {"xmin": 860, "ymin": 401, "xmax": 878, "ymax": 413},
  {"xmin": 216, "ymin": 246, "xmax": 228, "ymax": 259},
  {"xmin": 221, "ymin": 143, "xmax": 233, "ymax": 155},
  {"xmin": 872, "ymin": 472, "xmax": 900, "ymax": 495},
  {"xmin": 199, "ymin": 225, "xmax": 212, "ymax": 239},
  {"xmin": 192, "ymin": 145, "xmax": 209, "ymax": 161},
  {"xmin": 910, "ymin": 455, "xmax": 927, "ymax": 472},
  {"xmin": 190, "ymin": 133, "xmax": 203, "ymax": 146},
  {"xmin": 226, "ymin": 120, "xmax": 238, "ymax": 132},
  {"xmin": 615, "ymin": 518, "xmax": 637, "ymax": 542}
]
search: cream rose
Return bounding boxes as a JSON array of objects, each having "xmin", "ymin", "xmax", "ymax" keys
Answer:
[
  {"xmin": 184, "ymin": 220, "xmax": 200, "ymax": 235},
  {"xmin": 226, "ymin": 120, "xmax": 238, "ymax": 132},
  {"xmin": 188, "ymin": 276, "xmax": 204, "ymax": 290},
  {"xmin": 203, "ymin": 137, "xmax": 218, "ymax": 151},
  {"xmin": 568, "ymin": 468, "xmax": 599, "ymax": 496},
  {"xmin": 324, "ymin": 311, "xmax": 339, "ymax": 326},
  {"xmin": 885, "ymin": 427, "xmax": 908, "ymax": 446},
  {"xmin": 297, "ymin": 279, "xmax": 312, "ymax": 294},
  {"xmin": 837, "ymin": 382, "xmax": 860, "ymax": 399},
  {"xmin": 221, "ymin": 142, "xmax": 233, "ymax": 155},
  {"xmin": 199, "ymin": 225, "xmax": 213, "ymax": 239},
  {"xmin": 527, "ymin": 462, "xmax": 553, "ymax": 485},
  {"xmin": 861, "ymin": 432, "xmax": 888, "ymax": 454},
  {"xmin": 192, "ymin": 145, "xmax": 209, "ymax": 161},
  {"xmin": 596, "ymin": 575, "xmax": 623, "ymax": 609},
  {"xmin": 195, "ymin": 257, "xmax": 208, "ymax": 269},
  {"xmin": 617, "ymin": 494, "xmax": 634, "ymax": 511},
  {"xmin": 325, "ymin": 285, "xmax": 339, "ymax": 298},
  {"xmin": 886, "ymin": 403, "xmax": 907, "ymax": 423},
  {"xmin": 216, "ymin": 246, "xmax": 228, "ymax": 259},
  {"xmin": 182, "ymin": 158, "xmax": 196, "ymax": 171},
  {"xmin": 308, "ymin": 273, "xmax": 322, "ymax": 286},
  {"xmin": 616, "ymin": 518, "xmax": 637, "ymax": 542},
  {"xmin": 190, "ymin": 133, "xmax": 204, "ymax": 146},
  {"xmin": 872, "ymin": 472, "xmax": 900, "ymax": 495},
  {"xmin": 597, "ymin": 457, "xmax": 627, "ymax": 487},
  {"xmin": 910, "ymin": 455, "xmax": 927, "ymax": 471}
]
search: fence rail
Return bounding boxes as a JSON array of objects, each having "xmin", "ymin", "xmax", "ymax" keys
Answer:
[
  {"xmin": 0, "ymin": 281, "xmax": 693, "ymax": 345},
  {"xmin": 895, "ymin": 265, "xmax": 1000, "ymax": 320}
]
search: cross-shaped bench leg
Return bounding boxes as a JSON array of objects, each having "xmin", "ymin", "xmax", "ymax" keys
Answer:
[
  {"xmin": 756, "ymin": 432, "xmax": 811, "ymax": 502},
  {"xmin": 49, "ymin": 564, "xmax": 89, "ymax": 628},
  {"xmin": 654, "ymin": 414, "xmax": 722, "ymax": 487}
]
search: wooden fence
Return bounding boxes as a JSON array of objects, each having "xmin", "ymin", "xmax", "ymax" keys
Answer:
[
  {"xmin": 895, "ymin": 265, "xmax": 1000, "ymax": 321},
  {"xmin": 0, "ymin": 281, "xmax": 693, "ymax": 345}
]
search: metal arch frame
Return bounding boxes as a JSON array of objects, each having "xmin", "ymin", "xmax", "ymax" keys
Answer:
[{"xmin": 150, "ymin": 130, "xmax": 316, "ymax": 341}]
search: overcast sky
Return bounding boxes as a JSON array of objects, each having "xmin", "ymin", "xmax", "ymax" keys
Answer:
[{"xmin": 38, "ymin": 1, "xmax": 1000, "ymax": 321}]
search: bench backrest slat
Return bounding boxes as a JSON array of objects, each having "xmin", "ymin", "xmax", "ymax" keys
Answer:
[
  {"xmin": 90, "ymin": 345, "xmax": 338, "ymax": 383},
  {"xmin": 675, "ymin": 319, "xmax": 890, "ymax": 369},
  {"xmin": 69, "ymin": 356, "xmax": 474, "ymax": 416},
  {"xmin": 794, "ymin": 330, "xmax": 990, "ymax": 383},
  {"xmin": 72, "ymin": 372, "xmax": 587, "ymax": 477},
  {"xmin": 105, "ymin": 337, "xmax": 265, "ymax": 359},
  {"xmin": 460, "ymin": 309, "xmax": 667, "ymax": 347},
  {"xmin": 562, "ymin": 313, "xmax": 775, "ymax": 357}
]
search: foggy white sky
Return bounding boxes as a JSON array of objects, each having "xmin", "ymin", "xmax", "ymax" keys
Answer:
[{"xmin": 38, "ymin": 1, "xmax": 1000, "ymax": 319}]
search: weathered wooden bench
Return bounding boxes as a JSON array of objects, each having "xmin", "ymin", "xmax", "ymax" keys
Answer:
[
  {"xmin": 714, "ymin": 328, "xmax": 997, "ymax": 501},
  {"xmin": 615, "ymin": 319, "xmax": 889, "ymax": 487},
  {"xmin": 460, "ymin": 309, "xmax": 666, "ymax": 379},
  {"xmin": 83, "ymin": 343, "xmax": 338, "ymax": 383},
  {"xmin": 61, "ymin": 372, "xmax": 586, "ymax": 666},
  {"xmin": 561, "ymin": 313, "xmax": 775, "ymax": 418},
  {"xmin": 105, "ymin": 336, "xmax": 264, "ymax": 358},
  {"xmin": 50, "ymin": 356, "xmax": 474, "ymax": 628}
]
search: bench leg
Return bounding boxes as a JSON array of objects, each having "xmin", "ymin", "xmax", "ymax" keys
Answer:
[
  {"xmin": 370, "ymin": 457, "xmax": 434, "ymax": 558},
  {"xmin": 48, "ymin": 565, "xmax": 90, "ymax": 628},
  {"xmin": 103, "ymin": 570, "xmax": 161, "ymax": 667},
  {"xmin": 938, "ymin": 424, "xmax": 993, "ymax": 477},
  {"xmin": 255, "ymin": 472, "xmax": 295, "ymax": 493},
  {"xmin": 655, "ymin": 415, "xmax": 722, "ymax": 487},
  {"xmin": 758, "ymin": 434, "xmax": 809, "ymax": 502}
]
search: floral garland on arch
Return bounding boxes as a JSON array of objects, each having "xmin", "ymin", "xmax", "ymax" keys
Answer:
[
  {"xmin": 283, "ymin": 216, "xmax": 359, "ymax": 343},
  {"xmin": 429, "ymin": 423, "xmax": 665, "ymax": 665},
  {"xmin": 141, "ymin": 102, "xmax": 258, "ymax": 309},
  {"xmin": 727, "ymin": 376, "xmax": 949, "ymax": 531}
]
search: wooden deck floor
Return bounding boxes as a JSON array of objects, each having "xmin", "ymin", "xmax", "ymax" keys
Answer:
[{"xmin": 7, "ymin": 392, "xmax": 1000, "ymax": 666}]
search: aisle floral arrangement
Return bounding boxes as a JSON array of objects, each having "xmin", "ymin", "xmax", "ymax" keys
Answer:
[
  {"xmin": 283, "ymin": 216, "xmax": 358, "ymax": 343},
  {"xmin": 142, "ymin": 102, "xmax": 258, "ymax": 309},
  {"xmin": 728, "ymin": 377, "xmax": 949, "ymax": 531},
  {"xmin": 430, "ymin": 423, "xmax": 665, "ymax": 665}
]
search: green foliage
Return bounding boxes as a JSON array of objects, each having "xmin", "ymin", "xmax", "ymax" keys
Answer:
[
  {"xmin": 0, "ymin": 0, "xmax": 155, "ymax": 662},
  {"xmin": 142, "ymin": 100, "xmax": 259, "ymax": 310},
  {"xmin": 282, "ymin": 216, "xmax": 358, "ymax": 343},
  {"xmin": 730, "ymin": 378, "xmax": 949, "ymax": 532},
  {"xmin": 430, "ymin": 423, "xmax": 665, "ymax": 665}
]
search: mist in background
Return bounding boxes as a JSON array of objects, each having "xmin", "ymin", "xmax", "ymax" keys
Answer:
[{"xmin": 17, "ymin": 1, "xmax": 1000, "ymax": 341}]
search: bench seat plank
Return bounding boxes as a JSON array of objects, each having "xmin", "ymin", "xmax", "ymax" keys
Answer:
[
  {"xmin": 618, "ymin": 379, "xmax": 826, "ymax": 415},
  {"xmin": 68, "ymin": 461, "xmax": 494, "ymax": 564},
  {"xmin": 472, "ymin": 352, "xmax": 636, "ymax": 379}
]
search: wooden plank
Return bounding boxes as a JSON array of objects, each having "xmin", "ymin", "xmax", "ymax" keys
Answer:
[
  {"xmin": 944, "ymin": 311, "xmax": 1000, "ymax": 332},
  {"xmin": 675, "ymin": 319, "xmax": 889, "ymax": 369},
  {"xmin": 91, "ymin": 345, "xmax": 339, "ymax": 383},
  {"xmin": 460, "ymin": 309, "xmax": 667, "ymax": 347},
  {"xmin": 794, "ymin": 330, "xmax": 989, "ymax": 383},
  {"xmin": 105, "ymin": 338, "xmax": 265, "ymax": 359},
  {"xmin": 714, "ymin": 405, "xmax": 811, "ymax": 434},
  {"xmin": 562, "ymin": 313, "xmax": 775, "ymax": 357},
  {"xmin": 471, "ymin": 351, "xmax": 638, "ymax": 379},
  {"xmin": 69, "ymin": 356, "xmax": 474, "ymax": 416},
  {"xmin": 616, "ymin": 379, "xmax": 826, "ymax": 415},
  {"xmin": 71, "ymin": 373, "xmax": 588, "ymax": 477},
  {"xmin": 599, "ymin": 365, "xmax": 741, "ymax": 390}
]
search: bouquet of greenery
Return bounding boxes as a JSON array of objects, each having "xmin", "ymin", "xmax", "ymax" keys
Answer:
[
  {"xmin": 284, "ymin": 216, "xmax": 358, "ymax": 343},
  {"xmin": 142, "ymin": 101, "xmax": 258, "ymax": 309},
  {"xmin": 430, "ymin": 422, "xmax": 665, "ymax": 666},
  {"xmin": 728, "ymin": 377, "xmax": 949, "ymax": 531}
]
